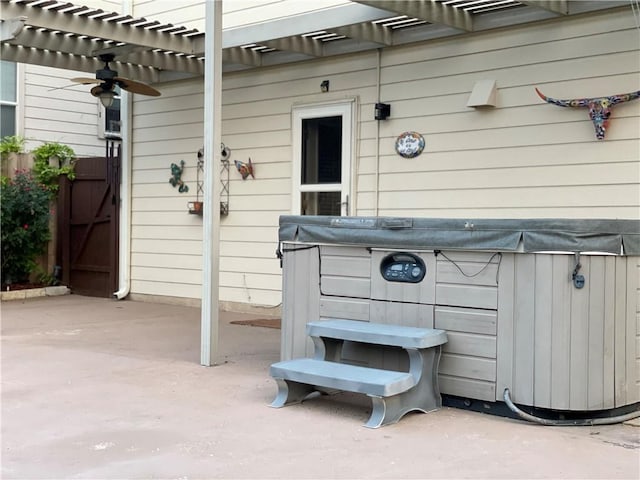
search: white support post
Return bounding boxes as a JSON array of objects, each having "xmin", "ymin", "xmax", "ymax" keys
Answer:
[{"xmin": 201, "ymin": 0, "xmax": 223, "ymax": 366}]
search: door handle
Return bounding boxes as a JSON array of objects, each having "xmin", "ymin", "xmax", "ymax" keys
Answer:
[{"xmin": 340, "ymin": 194, "xmax": 349, "ymax": 215}]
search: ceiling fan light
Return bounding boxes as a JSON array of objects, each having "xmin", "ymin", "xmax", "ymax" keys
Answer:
[{"xmin": 99, "ymin": 90, "xmax": 115, "ymax": 108}]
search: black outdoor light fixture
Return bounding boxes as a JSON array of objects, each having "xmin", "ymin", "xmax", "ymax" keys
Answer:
[
  {"xmin": 375, "ymin": 102, "xmax": 391, "ymax": 120},
  {"xmin": 320, "ymin": 80, "xmax": 330, "ymax": 92}
]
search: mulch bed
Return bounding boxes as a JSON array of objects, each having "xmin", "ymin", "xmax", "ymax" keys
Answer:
[{"xmin": 1, "ymin": 282, "xmax": 48, "ymax": 292}]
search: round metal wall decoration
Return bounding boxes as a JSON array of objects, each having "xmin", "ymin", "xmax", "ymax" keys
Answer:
[{"xmin": 395, "ymin": 131, "xmax": 425, "ymax": 158}]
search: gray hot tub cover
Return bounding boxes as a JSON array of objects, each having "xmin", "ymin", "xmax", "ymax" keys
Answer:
[{"xmin": 279, "ymin": 216, "xmax": 640, "ymax": 255}]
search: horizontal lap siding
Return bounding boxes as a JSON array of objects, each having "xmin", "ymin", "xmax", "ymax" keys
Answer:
[
  {"xmin": 131, "ymin": 50, "xmax": 377, "ymax": 304},
  {"xmin": 370, "ymin": 10, "xmax": 640, "ymax": 218},
  {"xmin": 130, "ymin": 68, "xmax": 204, "ymax": 306},
  {"xmin": 130, "ymin": 77, "xmax": 288, "ymax": 305},
  {"xmin": 23, "ymin": 65, "xmax": 104, "ymax": 157},
  {"xmin": 129, "ymin": 5, "xmax": 638, "ymax": 308}
]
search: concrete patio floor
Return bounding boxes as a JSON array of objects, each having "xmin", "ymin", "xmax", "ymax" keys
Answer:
[{"xmin": 1, "ymin": 295, "xmax": 638, "ymax": 479}]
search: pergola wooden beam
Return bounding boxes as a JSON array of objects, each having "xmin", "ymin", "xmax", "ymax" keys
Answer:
[
  {"xmin": 520, "ymin": 1, "xmax": 569, "ymax": 15},
  {"xmin": 1, "ymin": 0, "xmax": 197, "ymax": 54},
  {"xmin": 353, "ymin": 0, "xmax": 473, "ymax": 32}
]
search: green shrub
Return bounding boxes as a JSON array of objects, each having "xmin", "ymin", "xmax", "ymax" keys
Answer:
[
  {"xmin": 1, "ymin": 170, "xmax": 51, "ymax": 285},
  {"xmin": 0, "ymin": 135, "xmax": 26, "ymax": 156},
  {"xmin": 32, "ymin": 142, "xmax": 76, "ymax": 193}
]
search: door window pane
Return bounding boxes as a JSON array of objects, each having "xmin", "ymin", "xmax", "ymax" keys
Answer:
[
  {"xmin": 105, "ymin": 96, "xmax": 121, "ymax": 134},
  {"xmin": 301, "ymin": 116, "xmax": 342, "ymax": 184},
  {"xmin": 301, "ymin": 191, "xmax": 341, "ymax": 216}
]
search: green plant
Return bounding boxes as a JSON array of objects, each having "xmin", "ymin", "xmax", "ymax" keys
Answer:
[
  {"xmin": 1, "ymin": 170, "xmax": 51, "ymax": 285},
  {"xmin": 31, "ymin": 142, "xmax": 76, "ymax": 192},
  {"xmin": 33, "ymin": 264, "xmax": 57, "ymax": 287},
  {"xmin": 0, "ymin": 135, "xmax": 26, "ymax": 156}
]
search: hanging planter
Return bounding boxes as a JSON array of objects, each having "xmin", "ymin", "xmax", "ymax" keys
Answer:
[
  {"xmin": 190, "ymin": 144, "xmax": 231, "ymax": 216},
  {"xmin": 188, "ymin": 200, "xmax": 203, "ymax": 215}
]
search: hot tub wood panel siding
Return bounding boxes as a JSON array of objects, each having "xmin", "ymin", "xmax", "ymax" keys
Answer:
[
  {"xmin": 281, "ymin": 246, "xmax": 320, "ymax": 361},
  {"xmin": 370, "ymin": 301, "xmax": 434, "ymax": 329},
  {"xmin": 319, "ymin": 297, "xmax": 370, "ymax": 321},
  {"xmin": 435, "ymin": 304, "xmax": 498, "ymax": 402},
  {"xmin": 497, "ymin": 254, "xmax": 640, "ymax": 410},
  {"xmin": 434, "ymin": 306, "xmax": 497, "ymax": 336},
  {"xmin": 319, "ymin": 246, "xmax": 371, "ymax": 299},
  {"xmin": 621, "ymin": 256, "xmax": 640, "ymax": 406},
  {"xmin": 281, "ymin": 242, "xmax": 640, "ymax": 410},
  {"xmin": 435, "ymin": 251, "xmax": 499, "ymax": 310},
  {"xmin": 636, "ymin": 258, "xmax": 640, "ymax": 403},
  {"xmin": 370, "ymin": 251, "xmax": 436, "ymax": 305},
  {"xmin": 439, "ymin": 376, "xmax": 496, "ymax": 402}
]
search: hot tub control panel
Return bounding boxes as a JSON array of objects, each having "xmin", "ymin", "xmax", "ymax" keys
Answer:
[{"xmin": 380, "ymin": 252, "xmax": 426, "ymax": 283}]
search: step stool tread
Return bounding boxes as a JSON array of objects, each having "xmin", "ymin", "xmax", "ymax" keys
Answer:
[
  {"xmin": 270, "ymin": 358, "xmax": 416, "ymax": 397},
  {"xmin": 307, "ymin": 319, "xmax": 447, "ymax": 349}
]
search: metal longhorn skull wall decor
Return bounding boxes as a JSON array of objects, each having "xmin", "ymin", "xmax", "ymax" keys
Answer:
[{"xmin": 535, "ymin": 88, "xmax": 640, "ymax": 140}]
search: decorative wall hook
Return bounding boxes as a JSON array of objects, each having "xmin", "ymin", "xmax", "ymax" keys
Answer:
[
  {"xmin": 235, "ymin": 157, "xmax": 254, "ymax": 180},
  {"xmin": 221, "ymin": 143, "xmax": 231, "ymax": 161},
  {"xmin": 535, "ymin": 87, "xmax": 640, "ymax": 140},
  {"xmin": 169, "ymin": 160, "xmax": 189, "ymax": 193}
]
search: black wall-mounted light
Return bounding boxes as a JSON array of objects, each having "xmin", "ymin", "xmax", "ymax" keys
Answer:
[
  {"xmin": 375, "ymin": 102, "xmax": 391, "ymax": 120},
  {"xmin": 320, "ymin": 80, "xmax": 330, "ymax": 92}
]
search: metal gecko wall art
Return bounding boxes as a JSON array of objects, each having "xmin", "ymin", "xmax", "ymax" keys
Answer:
[
  {"xmin": 535, "ymin": 88, "xmax": 640, "ymax": 140},
  {"xmin": 169, "ymin": 159, "xmax": 189, "ymax": 192}
]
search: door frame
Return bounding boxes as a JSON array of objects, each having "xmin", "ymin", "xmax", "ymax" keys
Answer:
[{"xmin": 291, "ymin": 99, "xmax": 356, "ymax": 215}]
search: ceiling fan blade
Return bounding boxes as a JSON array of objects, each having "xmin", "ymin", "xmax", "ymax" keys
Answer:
[
  {"xmin": 114, "ymin": 77, "xmax": 161, "ymax": 97},
  {"xmin": 71, "ymin": 77, "xmax": 102, "ymax": 85},
  {"xmin": 90, "ymin": 85, "xmax": 109, "ymax": 97},
  {"xmin": 48, "ymin": 83, "xmax": 89, "ymax": 92}
]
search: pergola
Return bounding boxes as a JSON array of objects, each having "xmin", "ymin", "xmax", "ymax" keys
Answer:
[
  {"xmin": 1, "ymin": 0, "xmax": 627, "ymax": 81},
  {"xmin": 1, "ymin": 0, "xmax": 629, "ymax": 366}
]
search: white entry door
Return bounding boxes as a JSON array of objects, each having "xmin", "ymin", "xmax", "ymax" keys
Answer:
[{"xmin": 292, "ymin": 101, "xmax": 353, "ymax": 216}]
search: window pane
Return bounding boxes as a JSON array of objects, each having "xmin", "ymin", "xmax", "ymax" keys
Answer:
[
  {"xmin": 0, "ymin": 61, "xmax": 17, "ymax": 102},
  {"xmin": 301, "ymin": 116, "xmax": 341, "ymax": 184},
  {"xmin": 0, "ymin": 105, "xmax": 16, "ymax": 137},
  {"xmin": 301, "ymin": 191, "xmax": 340, "ymax": 216},
  {"xmin": 105, "ymin": 96, "xmax": 121, "ymax": 134}
]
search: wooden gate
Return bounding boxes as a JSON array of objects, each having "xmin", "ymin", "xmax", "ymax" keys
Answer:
[{"xmin": 57, "ymin": 143, "xmax": 120, "ymax": 297}]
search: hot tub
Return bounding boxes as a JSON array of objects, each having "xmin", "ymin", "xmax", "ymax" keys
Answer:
[{"xmin": 277, "ymin": 216, "xmax": 640, "ymax": 416}]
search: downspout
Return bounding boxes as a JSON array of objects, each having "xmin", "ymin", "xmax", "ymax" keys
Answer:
[
  {"xmin": 113, "ymin": 0, "xmax": 133, "ymax": 300},
  {"xmin": 374, "ymin": 48, "xmax": 382, "ymax": 216}
]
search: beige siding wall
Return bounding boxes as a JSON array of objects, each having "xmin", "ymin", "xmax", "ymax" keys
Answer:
[
  {"xmin": 130, "ymin": 8, "xmax": 640, "ymax": 306},
  {"xmin": 365, "ymin": 11, "xmax": 640, "ymax": 218},
  {"xmin": 130, "ymin": 80, "xmax": 204, "ymax": 300},
  {"xmin": 22, "ymin": 65, "xmax": 105, "ymax": 157},
  {"xmin": 130, "ymin": 52, "xmax": 377, "ymax": 305}
]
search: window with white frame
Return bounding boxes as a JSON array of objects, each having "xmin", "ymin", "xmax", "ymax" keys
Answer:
[
  {"xmin": 0, "ymin": 61, "xmax": 18, "ymax": 138},
  {"xmin": 98, "ymin": 86, "xmax": 121, "ymax": 139}
]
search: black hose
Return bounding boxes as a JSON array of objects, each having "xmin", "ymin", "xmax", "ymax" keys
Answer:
[{"xmin": 503, "ymin": 388, "xmax": 640, "ymax": 426}]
